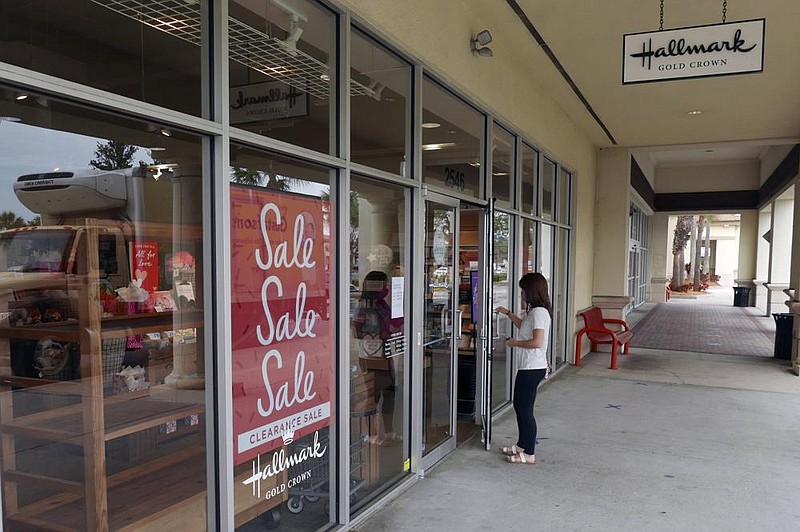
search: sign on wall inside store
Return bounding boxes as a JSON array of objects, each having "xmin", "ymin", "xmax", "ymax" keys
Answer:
[
  {"xmin": 230, "ymin": 80, "xmax": 309, "ymax": 124},
  {"xmin": 623, "ymin": 19, "xmax": 764, "ymax": 84},
  {"xmin": 230, "ymin": 185, "xmax": 332, "ymax": 466}
]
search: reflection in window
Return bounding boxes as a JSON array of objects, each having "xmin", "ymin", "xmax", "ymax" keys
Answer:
[
  {"xmin": 492, "ymin": 124, "xmax": 514, "ymax": 207},
  {"xmin": 229, "ymin": 0, "xmax": 337, "ymax": 155},
  {"xmin": 522, "ymin": 219, "xmax": 536, "ymax": 275},
  {"xmin": 0, "ymin": 0, "xmax": 206, "ymax": 116},
  {"xmin": 492, "ymin": 212, "xmax": 511, "ymax": 410},
  {"xmin": 421, "ymin": 77, "xmax": 484, "ymax": 198},
  {"xmin": 542, "ymin": 157, "xmax": 556, "ymax": 221},
  {"xmin": 0, "ymin": 85, "xmax": 207, "ymax": 530},
  {"xmin": 521, "ymin": 144, "xmax": 538, "ymax": 216},
  {"xmin": 229, "ymin": 144, "xmax": 335, "ymax": 531},
  {"xmin": 351, "ymin": 28, "xmax": 411, "ymax": 175},
  {"xmin": 348, "ymin": 175, "xmax": 410, "ymax": 513}
]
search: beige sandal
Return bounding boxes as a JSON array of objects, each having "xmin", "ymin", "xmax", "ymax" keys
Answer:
[
  {"xmin": 499, "ymin": 444, "xmax": 522, "ymax": 456},
  {"xmin": 506, "ymin": 452, "xmax": 536, "ymax": 465}
]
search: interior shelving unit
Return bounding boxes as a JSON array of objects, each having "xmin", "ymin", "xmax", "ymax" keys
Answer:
[{"xmin": 0, "ymin": 223, "xmax": 210, "ymax": 531}]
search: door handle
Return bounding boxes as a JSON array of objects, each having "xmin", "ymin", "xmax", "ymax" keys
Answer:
[{"xmin": 492, "ymin": 310, "xmax": 501, "ymax": 340}]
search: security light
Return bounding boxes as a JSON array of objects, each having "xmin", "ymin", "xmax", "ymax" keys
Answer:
[{"xmin": 470, "ymin": 29, "xmax": 494, "ymax": 57}]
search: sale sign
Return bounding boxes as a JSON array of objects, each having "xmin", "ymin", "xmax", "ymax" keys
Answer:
[{"xmin": 230, "ymin": 186, "xmax": 333, "ymax": 466}]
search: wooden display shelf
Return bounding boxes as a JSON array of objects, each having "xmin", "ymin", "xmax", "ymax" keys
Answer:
[
  {"xmin": 0, "ymin": 310, "xmax": 204, "ymax": 343},
  {"xmin": 7, "ymin": 447, "xmax": 208, "ymax": 532},
  {"xmin": 2, "ymin": 393, "xmax": 203, "ymax": 444}
]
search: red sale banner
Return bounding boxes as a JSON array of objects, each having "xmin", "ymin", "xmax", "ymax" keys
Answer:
[
  {"xmin": 130, "ymin": 241, "xmax": 159, "ymax": 293},
  {"xmin": 230, "ymin": 186, "xmax": 333, "ymax": 466}
]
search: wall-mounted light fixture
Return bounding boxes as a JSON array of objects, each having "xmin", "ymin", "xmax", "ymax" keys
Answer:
[{"xmin": 470, "ymin": 29, "xmax": 493, "ymax": 57}]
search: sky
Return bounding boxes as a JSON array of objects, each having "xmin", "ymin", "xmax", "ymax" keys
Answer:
[{"xmin": 0, "ymin": 121, "xmax": 150, "ymax": 220}]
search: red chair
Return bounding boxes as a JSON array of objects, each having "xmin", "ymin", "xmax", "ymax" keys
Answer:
[{"xmin": 574, "ymin": 307, "xmax": 633, "ymax": 370}]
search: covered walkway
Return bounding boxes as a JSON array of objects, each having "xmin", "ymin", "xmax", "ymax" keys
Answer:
[
  {"xmin": 354, "ymin": 290, "xmax": 800, "ymax": 531},
  {"xmin": 629, "ymin": 285, "xmax": 776, "ymax": 357},
  {"xmin": 355, "ymin": 355, "xmax": 800, "ymax": 531}
]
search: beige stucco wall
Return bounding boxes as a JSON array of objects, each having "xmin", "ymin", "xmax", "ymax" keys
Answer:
[
  {"xmin": 655, "ymin": 162, "xmax": 760, "ymax": 193},
  {"xmin": 341, "ymin": 1, "xmax": 598, "ymax": 313}
]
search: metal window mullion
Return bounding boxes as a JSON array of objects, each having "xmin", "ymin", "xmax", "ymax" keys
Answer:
[
  {"xmin": 336, "ymin": 9, "xmax": 350, "ymax": 527},
  {"xmin": 209, "ymin": 0, "xmax": 233, "ymax": 529},
  {"xmin": 228, "ymin": 128, "xmax": 347, "ymax": 169},
  {"xmin": 0, "ymin": 62, "xmax": 222, "ymax": 135},
  {"xmin": 485, "ymin": 119, "xmax": 494, "ymax": 201}
]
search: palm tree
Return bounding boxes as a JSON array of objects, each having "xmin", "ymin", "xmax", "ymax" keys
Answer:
[{"xmin": 670, "ymin": 215, "xmax": 693, "ymax": 291}]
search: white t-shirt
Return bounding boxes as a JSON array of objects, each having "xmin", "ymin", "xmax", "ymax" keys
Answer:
[{"xmin": 515, "ymin": 307, "xmax": 551, "ymax": 370}]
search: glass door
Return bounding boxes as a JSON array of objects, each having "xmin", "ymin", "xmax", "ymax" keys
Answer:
[
  {"xmin": 420, "ymin": 194, "xmax": 459, "ymax": 467},
  {"xmin": 491, "ymin": 210, "xmax": 512, "ymax": 415}
]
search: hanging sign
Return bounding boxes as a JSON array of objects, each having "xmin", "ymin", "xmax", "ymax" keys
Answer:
[
  {"xmin": 230, "ymin": 81, "xmax": 309, "ymax": 124},
  {"xmin": 623, "ymin": 19, "xmax": 765, "ymax": 84},
  {"xmin": 230, "ymin": 185, "xmax": 333, "ymax": 466}
]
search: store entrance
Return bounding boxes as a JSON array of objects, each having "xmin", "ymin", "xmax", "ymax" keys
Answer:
[{"xmin": 419, "ymin": 195, "xmax": 491, "ymax": 472}]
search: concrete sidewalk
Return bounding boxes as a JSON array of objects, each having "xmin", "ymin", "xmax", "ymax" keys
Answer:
[{"xmin": 354, "ymin": 349, "xmax": 800, "ymax": 531}]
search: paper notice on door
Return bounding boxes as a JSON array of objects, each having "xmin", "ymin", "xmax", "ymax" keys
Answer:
[{"xmin": 391, "ymin": 277, "xmax": 404, "ymax": 319}]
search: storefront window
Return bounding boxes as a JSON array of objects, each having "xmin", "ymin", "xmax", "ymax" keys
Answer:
[
  {"xmin": 229, "ymin": 0, "xmax": 337, "ymax": 155},
  {"xmin": 521, "ymin": 143, "xmax": 537, "ymax": 216},
  {"xmin": 351, "ymin": 28, "xmax": 411, "ymax": 176},
  {"xmin": 349, "ymin": 175, "xmax": 410, "ymax": 512},
  {"xmin": 541, "ymin": 157, "xmax": 556, "ymax": 221},
  {"xmin": 492, "ymin": 124, "xmax": 514, "ymax": 207},
  {"xmin": 0, "ymin": 0, "xmax": 208, "ymax": 117},
  {"xmin": 0, "ymin": 85, "xmax": 207, "ymax": 530},
  {"xmin": 421, "ymin": 76, "xmax": 483, "ymax": 198},
  {"xmin": 229, "ymin": 144, "xmax": 335, "ymax": 530}
]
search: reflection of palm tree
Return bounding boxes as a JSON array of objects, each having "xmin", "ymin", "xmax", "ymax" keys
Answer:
[
  {"xmin": 229, "ymin": 167, "xmax": 300, "ymax": 191},
  {"xmin": 0, "ymin": 211, "xmax": 25, "ymax": 230}
]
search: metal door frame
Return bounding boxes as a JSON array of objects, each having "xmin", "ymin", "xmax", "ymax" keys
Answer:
[{"xmin": 417, "ymin": 191, "xmax": 461, "ymax": 473}]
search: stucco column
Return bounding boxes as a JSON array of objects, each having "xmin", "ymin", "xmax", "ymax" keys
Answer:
[
  {"xmin": 648, "ymin": 212, "xmax": 670, "ymax": 303},
  {"xmin": 736, "ymin": 210, "xmax": 759, "ymax": 306},
  {"xmin": 768, "ymin": 197, "xmax": 793, "ymax": 315},
  {"xmin": 593, "ymin": 148, "xmax": 630, "ymax": 292}
]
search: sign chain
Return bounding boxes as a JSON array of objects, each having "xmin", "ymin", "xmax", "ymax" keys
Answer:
[
  {"xmin": 722, "ymin": 0, "xmax": 728, "ymax": 23},
  {"xmin": 659, "ymin": 0, "xmax": 664, "ymax": 31}
]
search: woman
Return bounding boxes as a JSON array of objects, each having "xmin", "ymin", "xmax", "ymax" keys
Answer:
[
  {"xmin": 496, "ymin": 272, "xmax": 551, "ymax": 465},
  {"xmin": 352, "ymin": 270, "xmax": 403, "ymax": 444}
]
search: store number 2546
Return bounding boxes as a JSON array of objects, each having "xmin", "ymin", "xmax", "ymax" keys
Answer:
[{"xmin": 444, "ymin": 166, "xmax": 465, "ymax": 191}]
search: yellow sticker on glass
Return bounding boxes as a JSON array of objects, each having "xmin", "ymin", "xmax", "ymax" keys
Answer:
[{"xmin": 403, "ymin": 459, "xmax": 410, "ymax": 472}]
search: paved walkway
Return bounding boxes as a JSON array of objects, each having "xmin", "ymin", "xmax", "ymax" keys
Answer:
[{"xmin": 354, "ymin": 286, "xmax": 800, "ymax": 531}]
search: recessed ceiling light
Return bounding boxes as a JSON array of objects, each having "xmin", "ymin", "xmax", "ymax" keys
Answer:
[
  {"xmin": 421, "ymin": 122, "xmax": 441, "ymax": 129},
  {"xmin": 422, "ymin": 142, "xmax": 456, "ymax": 151},
  {"xmin": 0, "ymin": 116, "xmax": 22, "ymax": 123},
  {"xmin": 149, "ymin": 147, "xmax": 166, "ymax": 151},
  {"xmin": 15, "ymin": 94, "xmax": 28, "ymax": 101},
  {"xmin": 492, "ymin": 172, "xmax": 509, "ymax": 176},
  {"xmin": 468, "ymin": 161, "xmax": 481, "ymax": 167},
  {"xmin": 320, "ymin": 74, "xmax": 330, "ymax": 81},
  {"xmin": 687, "ymin": 110, "xmax": 703, "ymax": 115},
  {"xmin": 160, "ymin": 128, "xmax": 172, "ymax": 137}
]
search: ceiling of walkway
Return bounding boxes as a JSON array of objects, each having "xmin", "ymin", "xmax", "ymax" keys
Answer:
[{"xmin": 486, "ymin": 0, "xmax": 800, "ymax": 169}]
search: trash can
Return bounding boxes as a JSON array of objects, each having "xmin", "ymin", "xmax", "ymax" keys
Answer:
[
  {"xmin": 773, "ymin": 313, "xmax": 794, "ymax": 360},
  {"xmin": 733, "ymin": 286, "xmax": 751, "ymax": 307}
]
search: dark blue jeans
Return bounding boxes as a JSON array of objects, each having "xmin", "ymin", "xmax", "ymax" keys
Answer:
[{"xmin": 513, "ymin": 368, "xmax": 547, "ymax": 455}]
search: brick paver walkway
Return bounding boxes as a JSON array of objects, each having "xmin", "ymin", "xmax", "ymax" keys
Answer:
[{"xmin": 630, "ymin": 301, "xmax": 775, "ymax": 356}]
